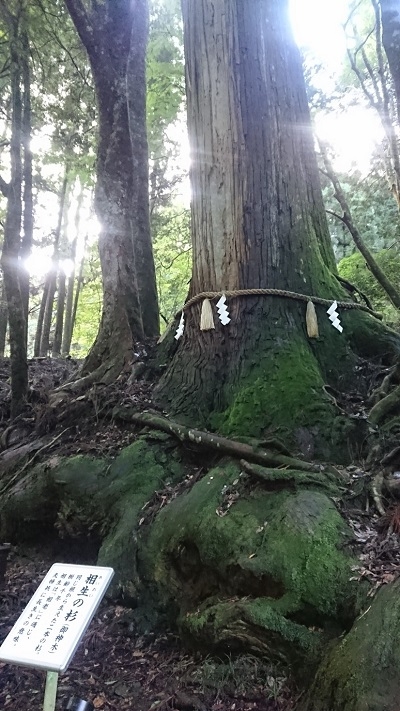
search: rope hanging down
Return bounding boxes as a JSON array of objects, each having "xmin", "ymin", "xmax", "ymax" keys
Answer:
[{"xmin": 175, "ymin": 288, "xmax": 382, "ymax": 320}]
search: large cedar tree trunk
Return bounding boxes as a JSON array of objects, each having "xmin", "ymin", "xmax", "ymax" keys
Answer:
[
  {"xmin": 64, "ymin": 0, "xmax": 159, "ymax": 380},
  {"xmin": 156, "ymin": 0, "xmax": 397, "ymax": 457}
]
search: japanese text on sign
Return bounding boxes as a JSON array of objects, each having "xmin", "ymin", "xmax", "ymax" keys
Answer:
[{"xmin": 0, "ymin": 563, "xmax": 114, "ymax": 672}]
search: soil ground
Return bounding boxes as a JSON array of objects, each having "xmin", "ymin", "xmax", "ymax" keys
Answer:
[
  {"xmin": 0, "ymin": 548, "xmax": 296, "ymax": 711},
  {"xmin": 0, "ymin": 357, "xmax": 400, "ymax": 710}
]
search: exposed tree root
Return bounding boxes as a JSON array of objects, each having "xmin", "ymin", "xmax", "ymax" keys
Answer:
[
  {"xmin": 369, "ymin": 384, "xmax": 400, "ymax": 425},
  {"xmin": 0, "ymin": 438, "xmax": 47, "ymax": 478},
  {"xmin": 52, "ymin": 357, "xmax": 124, "ymax": 400},
  {"xmin": 239, "ymin": 460, "xmax": 339, "ymax": 490},
  {"xmin": 112, "ymin": 408, "xmax": 329, "ymax": 473},
  {"xmin": 371, "ymin": 471, "xmax": 386, "ymax": 516},
  {"xmin": 369, "ymin": 364, "xmax": 400, "ymax": 406},
  {"xmin": 0, "ymin": 428, "xmax": 69, "ymax": 497}
]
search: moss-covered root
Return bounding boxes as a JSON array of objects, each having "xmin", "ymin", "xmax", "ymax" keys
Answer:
[
  {"xmin": 179, "ymin": 597, "xmax": 322, "ymax": 670},
  {"xmin": 138, "ymin": 462, "xmax": 361, "ymax": 636},
  {"xmin": 302, "ymin": 578, "xmax": 400, "ymax": 711},
  {"xmin": 0, "ymin": 437, "xmax": 185, "ymax": 600},
  {"xmin": 95, "ymin": 437, "xmax": 184, "ymax": 596}
]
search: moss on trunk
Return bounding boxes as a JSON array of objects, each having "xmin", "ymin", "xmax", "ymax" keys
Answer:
[
  {"xmin": 157, "ymin": 298, "xmax": 390, "ymax": 461},
  {"xmin": 302, "ymin": 577, "xmax": 400, "ymax": 711}
]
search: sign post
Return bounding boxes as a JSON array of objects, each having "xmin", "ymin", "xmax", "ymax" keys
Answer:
[
  {"xmin": 0, "ymin": 563, "xmax": 114, "ymax": 710},
  {"xmin": 43, "ymin": 671, "xmax": 59, "ymax": 711}
]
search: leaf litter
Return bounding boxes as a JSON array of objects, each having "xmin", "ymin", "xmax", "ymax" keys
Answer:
[{"xmin": 0, "ymin": 549, "xmax": 295, "ymax": 711}]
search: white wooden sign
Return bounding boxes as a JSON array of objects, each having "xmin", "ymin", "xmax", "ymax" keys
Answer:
[{"xmin": 0, "ymin": 563, "xmax": 114, "ymax": 673}]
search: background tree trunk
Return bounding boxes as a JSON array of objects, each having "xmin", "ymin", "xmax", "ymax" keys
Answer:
[
  {"xmin": 69, "ymin": 233, "xmax": 88, "ymax": 353},
  {"xmin": 39, "ymin": 170, "xmax": 68, "ymax": 357},
  {"xmin": 52, "ymin": 269, "xmax": 66, "ymax": 357},
  {"xmin": 64, "ymin": 0, "xmax": 159, "ymax": 381},
  {"xmin": 379, "ymin": 0, "xmax": 400, "ymax": 123},
  {"xmin": 0, "ymin": 3, "xmax": 28, "ymax": 415},
  {"xmin": 0, "ymin": 281, "xmax": 8, "ymax": 358},
  {"xmin": 19, "ymin": 17, "xmax": 32, "ymax": 326},
  {"xmin": 33, "ymin": 279, "xmax": 49, "ymax": 358},
  {"xmin": 320, "ymin": 140, "xmax": 400, "ymax": 309},
  {"xmin": 61, "ymin": 189, "xmax": 83, "ymax": 356}
]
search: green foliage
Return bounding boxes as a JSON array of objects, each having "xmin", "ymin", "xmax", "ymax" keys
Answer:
[
  {"xmin": 147, "ymin": 0, "xmax": 190, "ymax": 332},
  {"xmin": 322, "ymin": 162, "xmax": 400, "ymax": 261},
  {"xmin": 152, "ymin": 205, "xmax": 191, "ymax": 326},
  {"xmin": 71, "ymin": 243, "xmax": 102, "ymax": 356},
  {"xmin": 338, "ymin": 249, "xmax": 400, "ymax": 324},
  {"xmin": 147, "ymin": 0, "xmax": 184, "ymax": 154}
]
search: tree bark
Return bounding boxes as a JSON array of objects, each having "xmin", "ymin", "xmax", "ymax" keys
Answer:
[
  {"xmin": 154, "ymin": 0, "xmax": 398, "ymax": 460},
  {"xmin": 61, "ymin": 188, "xmax": 84, "ymax": 356},
  {"xmin": 379, "ymin": 0, "xmax": 400, "ymax": 124},
  {"xmin": 52, "ymin": 269, "xmax": 66, "ymax": 357},
  {"xmin": 0, "ymin": 282, "xmax": 8, "ymax": 358},
  {"xmin": 63, "ymin": 0, "xmax": 159, "ymax": 380},
  {"xmin": 33, "ymin": 279, "xmax": 49, "ymax": 358},
  {"xmin": 39, "ymin": 170, "xmax": 68, "ymax": 357},
  {"xmin": 0, "ymin": 5, "xmax": 28, "ymax": 415},
  {"xmin": 19, "ymin": 18, "xmax": 32, "ymax": 326}
]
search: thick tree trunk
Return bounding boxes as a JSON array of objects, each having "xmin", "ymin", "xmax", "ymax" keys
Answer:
[
  {"xmin": 155, "ymin": 0, "xmax": 397, "ymax": 460},
  {"xmin": 127, "ymin": 6, "xmax": 159, "ymax": 337},
  {"xmin": 64, "ymin": 0, "xmax": 159, "ymax": 381}
]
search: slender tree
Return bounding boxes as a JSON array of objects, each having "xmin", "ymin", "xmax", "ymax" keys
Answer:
[
  {"xmin": 38, "ymin": 169, "xmax": 69, "ymax": 356},
  {"xmin": 320, "ymin": 140, "xmax": 400, "ymax": 309},
  {"xmin": 61, "ymin": 186, "xmax": 84, "ymax": 356},
  {"xmin": 19, "ymin": 13, "xmax": 32, "ymax": 325},
  {"xmin": 0, "ymin": 0, "xmax": 28, "ymax": 416}
]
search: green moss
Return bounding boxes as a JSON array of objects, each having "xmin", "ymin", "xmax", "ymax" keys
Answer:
[
  {"xmin": 344, "ymin": 309, "xmax": 400, "ymax": 360},
  {"xmin": 98, "ymin": 438, "xmax": 184, "ymax": 596},
  {"xmin": 243, "ymin": 598, "xmax": 319, "ymax": 652},
  {"xmin": 139, "ymin": 462, "xmax": 358, "ymax": 641},
  {"xmin": 52, "ymin": 455, "xmax": 110, "ymax": 497},
  {"xmin": 304, "ymin": 578, "xmax": 400, "ymax": 711},
  {"xmin": 180, "ymin": 597, "xmax": 322, "ymax": 668},
  {"xmin": 211, "ymin": 338, "xmax": 335, "ymax": 442}
]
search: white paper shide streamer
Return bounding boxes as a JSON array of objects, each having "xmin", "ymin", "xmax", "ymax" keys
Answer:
[
  {"xmin": 216, "ymin": 294, "xmax": 231, "ymax": 325},
  {"xmin": 175, "ymin": 311, "xmax": 185, "ymax": 340},
  {"xmin": 327, "ymin": 301, "xmax": 343, "ymax": 332}
]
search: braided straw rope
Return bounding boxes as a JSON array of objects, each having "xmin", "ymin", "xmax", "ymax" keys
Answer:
[{"xmin": 175, "ymin": 288, "xmax": 382, "ymax": 320}]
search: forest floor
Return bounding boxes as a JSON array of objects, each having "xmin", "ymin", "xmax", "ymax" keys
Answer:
[
  {"xmin": 0, "ymin": 357, "xmax": 400, "ymax": 710},
  {"xmin": 0, "ymin": 548, "xmax": 296, "ymax": 711}
]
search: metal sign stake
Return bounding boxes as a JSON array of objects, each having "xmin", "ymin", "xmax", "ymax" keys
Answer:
[{"xmin": 43, "ymin": 670, "xmax": 59, "ymax": 711}]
